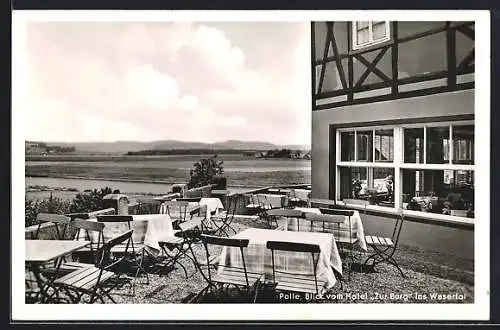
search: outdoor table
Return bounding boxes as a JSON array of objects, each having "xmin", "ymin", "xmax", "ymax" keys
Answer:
[
  {"xmin": 255, "ymin": 193, "xmax": 288, "ymax": 208},
  {"xmin": 25, "ymin": 239, "xmax": 91, "ymax": 303},
  {"xmin": 76, "ymin": 214, "xmax": 174, "ymax": 256},
  {"xmin": 292, "ymin": 207, "xmax": 367, "ymax": 251},
  {"xmin": 217, "ymin": 228, "xmax": 342, "ymax": 289}
]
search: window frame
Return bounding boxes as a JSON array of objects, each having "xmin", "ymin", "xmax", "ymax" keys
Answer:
[
  {"xmin": 352, "ymin": 21, "xmax": 391, "ymax": 50},
  {"xmin": 335, "ymin": 120, "xmax": 475, "ymax": 222}
]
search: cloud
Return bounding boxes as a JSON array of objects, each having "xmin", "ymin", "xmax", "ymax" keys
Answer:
[{"xmin": 23, "ymin": 21, "xmax": 311, "ymax": 145}]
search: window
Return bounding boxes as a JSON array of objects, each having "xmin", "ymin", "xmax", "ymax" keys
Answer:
[
  {"xmin": 336, "ymin": 121, "xmax": 474, "ymax": 220},
  {"xmin": 352, "ymin": 21, "xmax": 391, "ymax": 50},
  {"xmin": 338, "ymin": 127, "xmax": 396, "ymax": 208}
]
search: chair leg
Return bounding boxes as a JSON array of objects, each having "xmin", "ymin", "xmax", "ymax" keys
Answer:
[
  {"xmin": 365, "ymin": 244, "xmax": 405, "ymax": 278},
  {"xmin": 252, "ymin": 282, "xmax": 260, "ymax": 303}
]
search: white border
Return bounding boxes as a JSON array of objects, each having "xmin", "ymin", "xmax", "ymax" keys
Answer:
[{"xmin": 12, "ymin": 10, "xmax": 490, "ymax": 321}]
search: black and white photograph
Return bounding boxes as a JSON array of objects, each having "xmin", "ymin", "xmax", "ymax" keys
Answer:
[{"xmin": 12, "ymin": 10, "xmax": 490, "ymax": 321}]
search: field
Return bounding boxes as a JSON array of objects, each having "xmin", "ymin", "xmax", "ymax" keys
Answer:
[{"xmin": 25, "ymin": 154, "xmax": 311, "ymax": 188}]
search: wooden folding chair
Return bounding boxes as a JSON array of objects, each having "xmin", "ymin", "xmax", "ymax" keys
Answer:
[
  {"xmin": 96, "ymin": 215, "xmax": 150, "ymax": 288},
  {"xmin": 210, "ymin": 193, "xmax": 240, "ymax": 236},
  {"xmin": 41, "ymin": 219, "xmax": 107, "ymax": 280},
  {"xmin": 266, "ymin": 240, "xmax": 325, "ymax": 300},
  {"xmin": 306, "ymin": 210, "xmax": 356, "ymax": 281},
  {"xmin": 266, "ymin": 208, "xmax": 303, "ymax": 230},
  {"xmin": 157, "ymin": 218, "xmax": 203, "ymax": 278},
  {"xmin": 34, "ymin": 213, "xmax": 71, "ymax": 240},
  {"xmin": 52, "ymin": 230, "xmax": 134, "ymax": 303},
  {"xmin": 363, "ymin": 209, "xmax": 406, "ymax": 277},
  {"xmin": 190, "ymin": 235, "xmax": 263, "ymax": 303},
  {"xmin": 136, "ymin": 197, "xmax": 163, "ymax": 214},
  {"xmin": 162, "ymin": 200, "xmax": 190, "ymax": 229}
]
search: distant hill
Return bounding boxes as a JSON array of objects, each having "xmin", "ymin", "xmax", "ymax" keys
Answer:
[{"xmin": 36, "ymin": 140, "xmax": 310, "ymax": 154}]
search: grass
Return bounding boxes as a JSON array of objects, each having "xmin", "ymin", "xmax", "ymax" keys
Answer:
[
  {"xmin": 26, "ymin": 166, "xmax": 311, "ymax": 188},
  {"xmin": 104, "ymin": 217, "xmax": 474, "ymax": 304},
  {"xmin": 25, "ymin": 154, "xmax": 311, "ymax": 188}
]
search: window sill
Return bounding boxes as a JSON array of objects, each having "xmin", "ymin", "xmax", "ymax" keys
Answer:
[
  {"xmin": 349, "ymin": 39, "xmax": 394, "ymax": 56},
  {"xmin": 335, "ymin": 201, "xmax": 474, "ymax": 228}
]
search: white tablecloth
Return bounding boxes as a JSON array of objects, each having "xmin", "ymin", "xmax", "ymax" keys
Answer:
[
  {"xmin": 293, "ymin": 189, "xmax": 311, "ymax": 201},
  {"xmin": 255, "ymin": 194, "xmax": 288, "ymax": 208},
  {"xmin": 199, "ymin": 198, "xmax": 224, "ymax": 216},
  {"xmin": 293, "ymin": 207, "xmax": 367, "ymax": 251},
  {"xmin": 219, "ymin": 228, "xmax": 342, "ymax": 289},
  {"xmin": 75, "ymin": 214, "xmax": 174, "ymax": 255}
]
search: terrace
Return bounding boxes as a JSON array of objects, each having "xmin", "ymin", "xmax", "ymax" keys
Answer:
[{"xmin": 25, "ymin": 184, "xmax": 473, "ymax": 304}]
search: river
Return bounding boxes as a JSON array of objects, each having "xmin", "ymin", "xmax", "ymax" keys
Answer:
[{"xmin": 25, "ymin": 176, "xmax": 258, "ymax": 200}]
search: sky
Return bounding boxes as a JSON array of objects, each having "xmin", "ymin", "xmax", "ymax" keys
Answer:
[{"xmin": 24, "ymin": 21, "xmax": 311, "ymax": 146}]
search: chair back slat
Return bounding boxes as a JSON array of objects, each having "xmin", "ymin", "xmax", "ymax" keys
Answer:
[
  {"xmin": 37, "ymin": 213, "xmax": 71, "ymax": 225},
  {"xmin": 305, "ymin": 212, "xmax": 345, "ymax": 224},
  {"xmin": 96, "ymin": 215, "xmax": 134, "ymax": 223},
  {"xmin": 201, "ymin": 234, "xmax": 249, "ymax": 248},
  {"xmin": 266, "ymin": 240, "xmax": 320, "ymax": 253},
  {"xmin": 65, "ymin": 212, "xmax": 90, "ymax": 220},
  {"xmin": 319, "ymin": 208, "xmax": 355, "ymax": 217},
  {"xmin": 267, "ymin": 208, "xmax": 303, "ymax": 218},
  {"xmin": 35, "ymin": 213, "xmax": 71, "ymax": 239},
  {"xmin": 71, "ymin": 219, "xmax": 105, "ymax": 232},
  {"xmin": 175, "ymin": 197, "xmax": 201, "ymax": 203},
  {"xmin": 89, "ymin": 208, "xmax": 116, "ymax": 217},
  {"xmin": 100, "ymin": 229, "xmax": 133, "ymax": 252}
]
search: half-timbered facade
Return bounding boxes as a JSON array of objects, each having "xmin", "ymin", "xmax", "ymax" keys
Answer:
[{"xmin": 311, "ymin": 21, "xmax": 475, "ymax": 225}]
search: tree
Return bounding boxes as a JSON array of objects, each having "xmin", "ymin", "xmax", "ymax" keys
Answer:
[
  {"xmin": 188, "ymin": 155, "xmax": 224, "ymax": 189},
  {"xmin": 69, "ymin": 187, "xmax": 116, "ymax": 213}
]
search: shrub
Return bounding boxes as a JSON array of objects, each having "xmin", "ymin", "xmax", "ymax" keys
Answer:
[
  {"xmin": 25, "ymin": 187, "xmax": 119, "ymax": 227},
  {"xmin": 25, "ymin": 193, "xmax": 72, "ymax": 227},
  {"xmin": 188, "ymin": 155, "xmax": 224, "ymax": 189},
  {"xmin": 69, "ymin": 187, "xmax": 116, "ymax": 213}
]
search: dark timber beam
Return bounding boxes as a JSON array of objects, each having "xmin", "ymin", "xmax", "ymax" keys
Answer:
[
  {"xmin": 391, "ymin": 22, "xmax": 398, "ymax": 95},
  {"xmin": 330, "ymin": 23, "xmax": 348, "ymax": 90},
  {"xmin": 355, "ymin": 50, "xmax": 391, "ymax": 84},
  {"xmin": 446, "ymin": 22, "xmax": 457, "ymax": 87},
  {"xmin": 347, "ymin": 22, "xmax": 354, "ymax": 102},
  {"xmin": 459, "ymin": 49, "xmax": 475, "ymax": 69},
  {"xmin": 355, "ymin": 47, "xmax": 388, "ymax": 87},
  {"xmin": 317, "ymin": 22, "xmax": 331, "ymax": 94},
  {"xmin": 311, "ymin": 22, "xmax": 316, "ymax": 108},
  {"xmin": 457, "ymin": 25, "xmax": 475, "ymax": 40}
]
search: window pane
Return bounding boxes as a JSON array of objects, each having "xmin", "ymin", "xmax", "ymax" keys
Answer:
[
  {"xmin": 357, "ymin": 130, "xmax": 373, "ymax": 161},
  {"xmin": 404, "ymin": 128, "xmax": 424, "ymax": 163},
  {"xmin": 356, "ymin": 21, "xmax": 369, "ymax": 30},
  {"xmin": 340, "ymin": 132, "xmax": 355, "ymax": 161},
  {"xmin": 374, "ymin": 129, "xmax": 394, "ymax": 162},
  {"xmin": 453, "ymin": 125, "xmax": 474, "ymax": 165},
  {"xmin": 402, "ymin": 169, "xmax": 474, "ymax": 218},
  {"xmin": 340, "ymin": 167, "xmax": 394, "ymax": 207},
  {"xmin": 372, "ymin": 22, "xmax": 387, "ymax": 40},
  {"xmin": 426, "ymin": 126, "xmax": 450, "ymax": 164},
  {"xmin": 357, "ymin": 28, "xmax": 369, "ymax": 44},
  {"xmin": 339, "ymin": 167, "xmax": 367, "ymax": 200}
]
